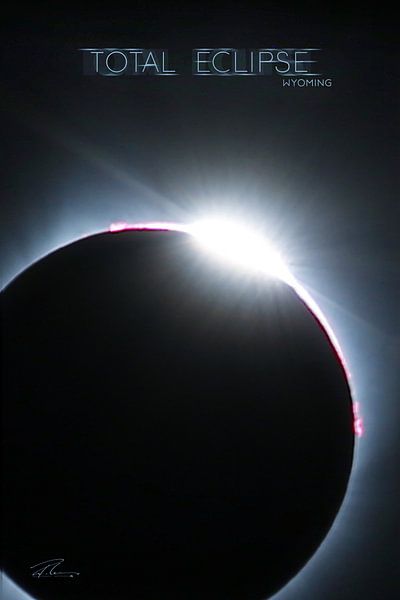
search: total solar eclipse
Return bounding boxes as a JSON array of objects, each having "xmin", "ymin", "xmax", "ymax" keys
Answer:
[{"xmin": 2, "ymin": 223, "xmax": 355, "ymax": 600}]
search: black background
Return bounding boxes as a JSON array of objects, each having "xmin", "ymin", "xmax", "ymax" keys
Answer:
[{"xmin": 1, "ymin": 4, "xmax": 399, "ymax": 600}]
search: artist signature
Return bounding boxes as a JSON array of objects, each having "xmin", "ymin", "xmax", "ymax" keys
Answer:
[{"xmin": 30, "ymin": 558, "xmax": 79, "ymax": 579}]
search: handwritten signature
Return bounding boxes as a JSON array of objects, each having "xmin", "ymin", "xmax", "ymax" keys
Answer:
[{"xmin": 30, "ymin": 558, "xmax": 79, "ymax": 579}]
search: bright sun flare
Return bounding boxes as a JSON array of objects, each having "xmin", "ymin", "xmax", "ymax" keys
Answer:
[
  {"xmin": 108, "ymin": 216, "xmax": 362, "ymax": 436},
  {"xmin": 189, "ymin": 219, "xmax": 291, "ymax": 283}
]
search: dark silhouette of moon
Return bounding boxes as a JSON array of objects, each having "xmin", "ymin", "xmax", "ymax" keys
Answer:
[{"xmin": 2, "ymin": 229, "xmax": 354, "ymax": 599}]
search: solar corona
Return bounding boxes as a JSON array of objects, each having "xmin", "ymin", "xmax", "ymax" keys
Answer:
[{"xmin": 2, "ymin": 220, "xmax": 357, "ymax": 600}]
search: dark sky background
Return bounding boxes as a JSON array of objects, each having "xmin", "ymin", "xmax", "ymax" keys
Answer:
[{"xmin": 1, "ymin": 4, "xmax": 399, "ymax": 600}]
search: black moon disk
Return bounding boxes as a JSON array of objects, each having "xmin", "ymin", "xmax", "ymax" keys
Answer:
[{"xmin": 2, "ymin": 229, "xmax": 354, "ymax": 600}]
